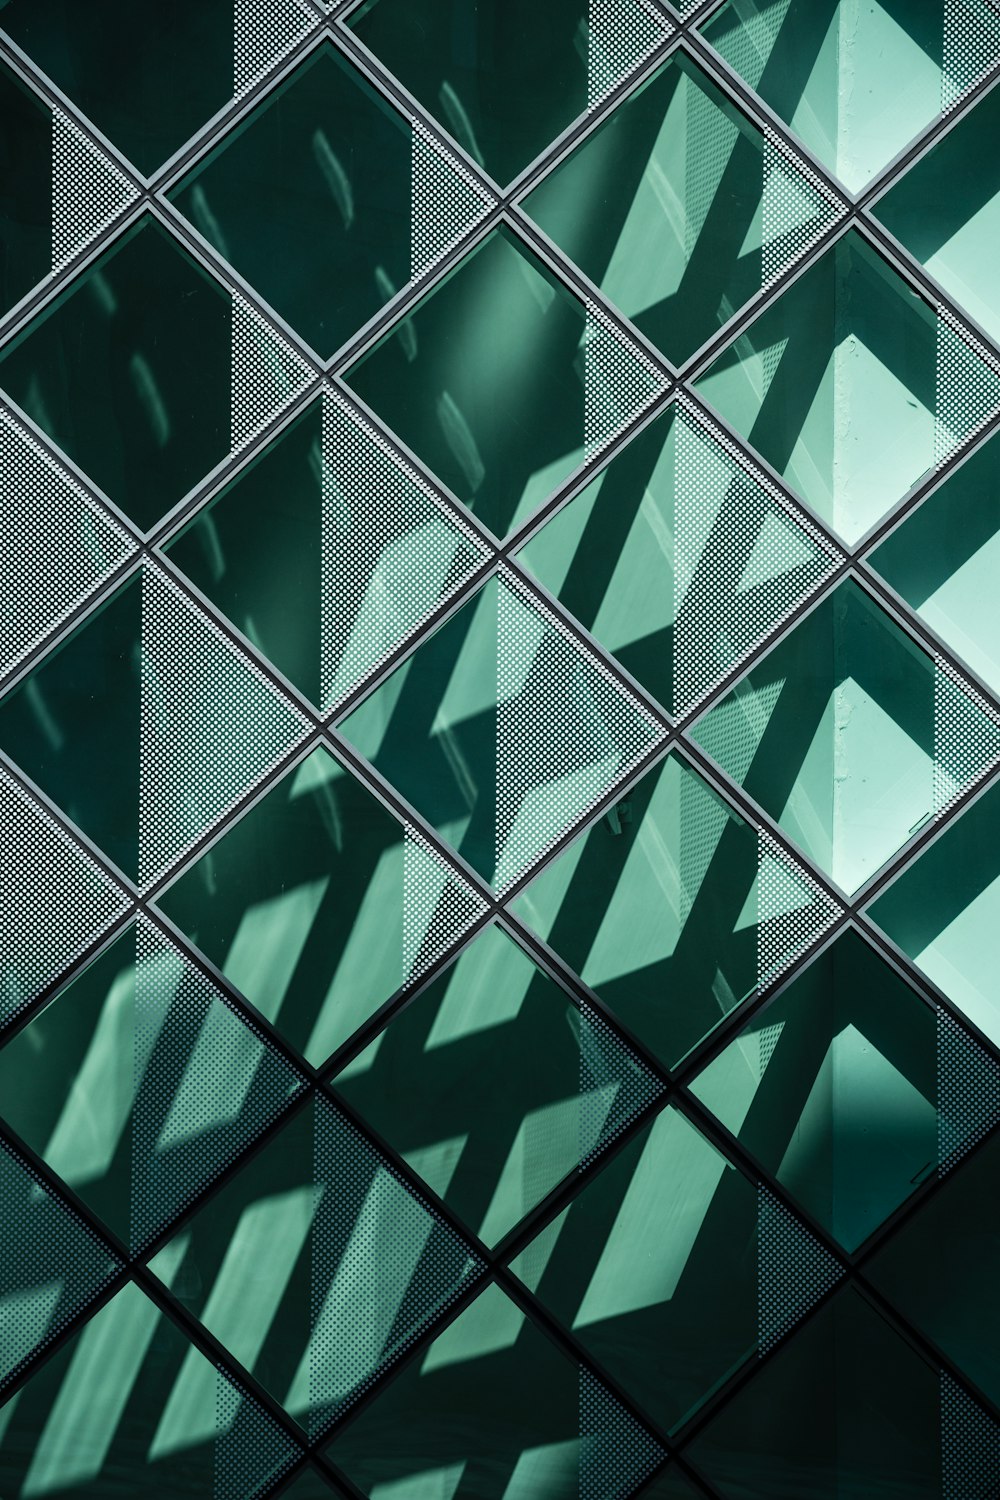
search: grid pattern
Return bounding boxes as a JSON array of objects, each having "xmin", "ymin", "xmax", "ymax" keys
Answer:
[{"xmin": 2, "ymin": 0, "xmax": 1000, "ymax": 1495}]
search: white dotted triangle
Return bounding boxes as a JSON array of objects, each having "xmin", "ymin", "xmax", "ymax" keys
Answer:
[
  {"xmin": 934, "ymin": 306, "xmax": 1000, "ymax": 468},
  {"xmin": 410, "ymin": 121, "xmax": 495, "ymax": 281},
  {"xmin": 234, "ymin": 0, "xmax": 317, "ymax": 100},
  {"xmin": 51, "ymin": 109, "xmax": 138, "ymax": 276},
  {"xmin": 757, "ymin": 831, "xmax": 842, "ymax": 991},
  {"xmin": 231, "ymin": 293, "xmax": 314, "ymax": 455},
  {"xmin": 588, "ymin": 0, "xmax": 672, "ymax": 111},
  {"xmin": 757, "ymin": 1185, "xmax": 844, "ymax": 1354},
  {"xmin": 933, "ymin": 655, "xmax": 1000, "ymax": 819}
]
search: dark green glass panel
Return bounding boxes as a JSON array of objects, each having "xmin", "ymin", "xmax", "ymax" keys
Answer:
[
  {"xmin": 150, "ymin": 1095, "xmax": 482, "ymax": 1434},
  {"xmin": 690, "ymin": 931, "xmax": 937, "ymax": 1251},
  {"xmin": 345, "ymin": 230, "xmax": 596, "ymax": 540},
  {"xmin": 524, "ymin": 56, "xmax": 766, "ymax": 364},
  {"xmin": 701, "ymin": 0, "xmax": 982, "ymax": 193},
  {"xmin": 0, "ymin": 921, "xmax": 304, "ymax": 1251},
  {"xmin": 688, "ymin": 1286, "xmax": 941, "ymax": 1497},
  {"xmin": 280, "ymin": 1472, "xmax": 342, "ymax": 1499},
  {"xmin": 691, "ymin": 580, "xmax": 947, "ymax": 896},
  {"xmin": 171, "ymin": 48, "xmax": 410, "ymax": 357},
  {"xmin": 0, "ymin": 218, "xmax": 230, "ymax": 532},
  {"xmin": 335, "ymin": 921, "xmax": 662, "ymax": 1247},
  {"xmin": 1, "ymin": 0, "xmax": 234, "ymax": 175},
  {"xmin": 349, "ymin": 0, "xmax": 589, "ymax": 186},
  {"xmin": 521, "ymin": 1105, "xmax": 757, "ymax": 1431},
  {"xmin": 869, "ymin": 778, "xmax": 1000, "ymax": 1046},
  {"xmin": 695, "ymin": 232, "xmax": 943, "ymax": 546},
  {"xmin": 868, "ymin": 1132, "xmax": 1000, "ymax": 1405},
  {"xmin": 157, "ymin": 747, "xmax": 481, "ymax": 1066},
  {"xmin": 516, "ymin": 404, "xmax": 836, "ymax": 718},
  {"xmin": 0, "ymin": 1278, "xmax": 298, "ymax": 1496},
  {"xmin": 327, "ymin": 1281, "xmax": 665, "ymax": 1497},
  {"xmin": 635, "ymin": 1470, "xmax": 702, "ymax": 1500},
  {"xmin": 511, "ymin": 752, "xmax": 836, "ymax": 1069},
  {"xmin": 0, "ymin": 63, "xmax": 50, "ymax": 316},
  {"xmin": 340, "ymin": 574, "xmax": 662, "ymax": 891},
  {"xmin": 0, "ymin": 578, "xmax": 141, "ymax": 877}
]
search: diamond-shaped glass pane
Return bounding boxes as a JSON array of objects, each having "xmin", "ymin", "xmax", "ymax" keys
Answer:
[
  {"xmin": 0, "ymin": 918, "xmax": 305, "ymax": 1252},
  {"xmin": 516, "ymin": 400, "xmax": 839, "ymax": 718},
  {"xmin": 340, "ymin": 572, "xmax": 663, "ymax": 892},
  {"xmin": 695, "ymin": 230, "xmax": 1000, "ymax": 546},
  {"xmin": 327, "ymin": 1280, "xmax": 666, "ymax": 1497},
  {"xmin": 165, "ymin": 394, "xmax": 488, "ymax": 712},
  {"xmin": 349, "ymin": 0, "xmax": 671, "ymax": 187},
  {"xmin": 691, "ymin": 578, "xmax": 1000, "ymax": 895},
  {"xmin": 524, "ymin": 53, "xmax": 842, "ymax": 365},
  {"xmin": 157, "ymin": 746, "xmax": 487, "ymax": 1066},
  {"xmin": 148, "ymin": 1094, "xmax": 483, "ymax": 1435},
  {"xmin": 344, "ymin": 228, "xmax": 666, "ymax": 541},
  {"xmin": 510, "ymin": 751, "xmax": 841, "ymax": 1068},
  {"xmin": 0, "ymin": 63, "xmax": 51, "ymax": 316},
  {"xmin": 335, "ymin": 921, "xmax": 663, "ymax": 1247},
  {"xmin": 701, "ymin": 0, "xmax": 1000, "ymax": 193},
  {"xmin": 690, "ymin": 930, "xmax": 940, "ymax": 1251}
]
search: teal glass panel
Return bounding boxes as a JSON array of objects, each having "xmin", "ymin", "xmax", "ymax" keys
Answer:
[
  {"xmin": 510, "ymin": 751, "xmax": 839, "ymax": 1068},
  {"xmin": 156, "ymin": 746, "xmax": 485, "ymax": 1066},
  {"xmin": 869, "ymin": 778, "xmax": 1000, "ymax": 1047},
  {"xmin": 0, "ymin": 0, "xmax": 237, "ymax": 174},
  {"xmin": 0, "ymin": 62, "xmax": 50, "ymax": 316},
  {"xmin": 694, "ymin": 232, "xmax": 975, "ymax": 546},
  {"xmin": 0, "ymin": 919, "xmax": 304, "ymax": 1251},
  {"xmin": 690, "ymin": 578, "xmax": 1000, "ymax": 896},
  {"xmin": 339, "ymin": 574, "xmax": 663, "ymax": 892},
  {"xmin": 0, "ymin": 1280, "xmax": 299, "ymax": 1496},
  {"xmin": 515, "ymin": 402, "xmax": 837, "ymax": 719},
  {"xmin": 170, "ymin": 48, "xmax": 411, "ymax": 357},
  {"xmin": 690, "ymin": 931, "xmax": 937, "ymax": 1251},
  {"xmin": 520, "ymin": 1105, "xmax": 758, "ymax": 1431},
  {"xmin": 327, "ymin": 1281, "xmax": 666, "ymax": 1497},
  {"xmin": 0, "ymin": 219, "xmax": 231, "ymax": 532},
  {"xmin": 701, "ymin": 0, "xmax": 1000, "ymax": 193},
  {"xmin": 344, "ymin": 229, "xmax": 663, "ymax": 540},
  {"xmin": 335, "ymin": 921, "xmax": 663, "ymax": 1247},
  {"xmin": 524, "ymin": 54, "xmax": 839, "ymax": 365},
  {"xmin": 688, "ymin": 1286, "xmax": 942, "ymax": 1496},
  {"xmin": 148, "ymin": 1095, "xmax": 483, "ymax": 1435}
]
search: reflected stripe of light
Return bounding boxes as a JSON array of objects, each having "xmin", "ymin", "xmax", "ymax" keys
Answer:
[
  {"xmin": 403, "ymin": 1134, "xmax": 467, "ymax": 1201},
  {"xmin": 495, "ymin": 753, "xmax": 619, "ymax": 892},
  {"xmin": 285, "ymin": 1168, "xmax": 432, "ymax": 1412},
  {"xmin": 129, "ymin": 353, "xmax": 170, "ymax": 447},
  {"xmin": 223, "ymin": 878, "xmax": 329, "ymax": 1023},
  {"xmin": 424, "ymin": 924, "xmax": 533, "ymax": 1051},
  {"xmin": 420, "ymin": 1282, "xmax": 525, "ymax": 1376},
  {"xmin": 155, "ymin": 993, "xmax": 269, "ymax": 1152},
  {"xmin": 312, "ymin": 129, "xmax": 353, "ymax": 228},
  {"xmin": 574, "ymin": 1109, "xmax": 727, "ymax": 1328},
  {"xmin": 371, "ymin": 1461, "xmax": 466, "ymax": 1500},
  {"xmin": 501, "ymin": 1440, "xmax": 578, "ymax": 1499},
  {"xmin": 149, "ymin": 1188, "xmax": 315, "ymax": 1459}
]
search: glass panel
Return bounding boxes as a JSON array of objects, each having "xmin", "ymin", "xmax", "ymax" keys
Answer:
[
  {"xmin": 689, "ymin": 930, "xmax": 937, "ymax": 1251},
  {"xmin": 515, "ymin": 401, "xmax": 838, "ymax": 719},
  {"xmin": 327, "ymin": 1281, "xmax": 666, "ymax": 1498},
  {"xmin": 156, "ymin": 746, "xmax": 485, "ymax": 1066},
  {"xmin": 0, "ymin": 62, "xmax": 50, "ymax": 316},
  {"xmin": 510, "ymin": 752, "xmax": 839, "ymax": 1068},
  {"xmin": 343, "ymin": 229, "xmax": 663, "ymax": 541},
  {"xmin": 334, "ymin": 921, "xmax": 662, "ymax": 1247},
  {"xmin": 148, "ymin": 1095, "xmax": 483, "ymax": 1436}
]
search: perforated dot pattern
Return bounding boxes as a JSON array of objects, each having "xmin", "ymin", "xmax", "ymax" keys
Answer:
[
  {"xmin": 932, "ymin": 654, "xmax": 1000, "ymax": 820},
  {"xmin": 941, "ymin": 0, "xmax": 1000, "ymax": 112},
  {"xmin": 757, "ymin": 1185, "xmax": 843, "ymax": 1355},
  {"xmin": 761, "ymin": 129, "xmax": 843, "ymax": 291},
  {"xmin": 402, "ymin": 822, "xmax": 489, "ymax": 985},
  {"xmin": 320, "ymin": 390, "xmax": 488, "ymax": 712},
  {"xmin": 941, "ymin": 1373, "xmax": 1000, "ymax": 1499},
  {"xmin": 583, "ymin": 302, "xmax": 665, "ymax": 463},
  {"xmin": 936, "ymin": 1006, "xmax": 1000, "ymax": 1174},
  {"xmin": 577, "ymin": 1002, "xmax": 665, "ymax": 1172},
  {"xmin": 756, "ymin": 831, "xmax": 842, "ymax": 992},
  {"xmin": 934, "ymin": 304, "xmax": 1000, "ymax": 468},
  {"xmin": 51, "ymin": 109, "xmax": 137, "ymax": 277},
  {"xmin": 587, "ymin": 0, "xmax": 671, "ymax": 112},
  {"xmin": 410, "ymin": 120, "xmax": 494, "ymax": 281},
  {"xmin": 578, "ymin": 1366, "xmax": 666, "ymax": 1500},
  {"xmin": 231, "ymin": 293, "xmax": 314, "ymax": 456},
  {"xmin": 495, "ymin": 567, "xmax": 663, "ymax": 893},
  {"xmin": 233, "ymin": 0, "xmax": 316, "ymax": 101},
  {"xmin": 138, "ymin": 563, "xmax": 309, "ymax": 887},
  {"xmin": 214, "ymin": 1369, "xmax": 299, "ymax": 1499}
]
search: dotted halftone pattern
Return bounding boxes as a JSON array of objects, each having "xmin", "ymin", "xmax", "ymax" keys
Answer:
[
  {"xmin": 941, "ymin": 0, "xmax": 1000, "ymax": 112},
  {"xmin": 131, "ymin": 915, "xmax": 304, "ymax": 1253},
  {"xmin": 320, "ymin": 390, "xmax": 488, "ymax": 712},
  {"xmin": 587, "ymin": 0, "xmax": 671, "ymax": 112},
  {"xmin": 51, "ymin": 108, "xmax": 137, "ymax": 276},
  {"xmin": 936, "ymin": 1007, "xmax": 1000, "ymax": 1174},
  {"xmin": 932, "ymin": 654, "xmax": 1000, "ymax": 819},
  {"xmin": 940, "ymin": 1373, "xmax": 1000, "ymax": 1499},
  {"xmin": 577, "ymin": 1002, "xmax": 665, "ymax": 1171},
  {"xmin": 756, "ymin": 1185, "xmax": 843, "ymax": 1356},
  {"xmin": 761, "ymin": 129, "xmax": 843, "ymax": 291},
  {"xmin": 0, "ymin": 767, "xmax": 131, "ymax": 1031},
  {"xmin": 410, "ymin": 120, "xmax": 494, "ymax": 281},
  {"xmin": 306, "ymin": 1097, "xmax": 484, "ymax": 1435},
  {"xmin": 214, "ymin": 1370, "xmax": 299, "ymax": 1499},
  {"xmin": 578, "ymin": 1367, "xmax": 666, "ymax": 1500},
  {"xmin": 231, "ymin": 292, "xmax": 314, "ymax": 455},
  {"xmin": 138, "ymin": 563, "xmax": 310, "ymax": 887},
  {"xmin": 583, "ymin": 302, "xmax": 665, "ymax": 461},
  {"xmin": 233, "ymin": 0, "xmax": 317, "ymax": 101},
  {"xmin": 934, "ymin": 305, "xmax": 1000, "ymax": 468},
  {"xmin": 494, "ymin": 567, "xmax": 664, "ymax": 894},
  {"xmin": 756, "ymin": 831, "xmax": 842, "ymax": 993},
  {"xmin": 0, "ymin": 407, "xmax": 136, "ymax": 681},
  {"xmin": 402, "ymin": 822, "xmax": 489, "ymax": 984},
  {"xmin": 0, "ymin": 1141, "xmax": 120, "ymax": 1392}
]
